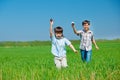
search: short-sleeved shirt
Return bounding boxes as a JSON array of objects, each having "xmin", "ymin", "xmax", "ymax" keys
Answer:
[
  {"xmin": 51, "ymin": 35, "xmax": 71, "ymax": 57},
  {"xmin": 77, "ymin": 30, "xmax": 94, "ymax": 51}
]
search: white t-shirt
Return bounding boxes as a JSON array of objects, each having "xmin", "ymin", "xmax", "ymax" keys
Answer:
[{"xmin": 51, "ymin": 35, "xmax": 71, "ymax": 57}]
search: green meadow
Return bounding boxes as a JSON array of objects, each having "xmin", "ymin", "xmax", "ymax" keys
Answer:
[{"xmin": 0, "ymin": 40, "xmax": 120, "ymax": 80}]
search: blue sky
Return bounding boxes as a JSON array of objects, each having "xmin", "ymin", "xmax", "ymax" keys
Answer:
[{"xmin": 0, "ymin": 0, "xmax": 120, "ymax": 41}]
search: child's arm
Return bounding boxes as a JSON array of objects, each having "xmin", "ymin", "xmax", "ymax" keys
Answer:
[
  {"xmin": 69, "ymin": 44, "xmax": 78, "ymax": 53},
  {"xmin": 71, "ymin": 22, "xmax": 79, "ymax": 35},
  {"xmin": 92, "ymin": 39, "xmax": 99, "ymax": 50},
  {"xmin": 50, "ymin": 19, "xmax": 53, "ymax": 37}
]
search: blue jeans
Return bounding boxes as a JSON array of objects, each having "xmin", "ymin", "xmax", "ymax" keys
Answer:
[{"xmin": 80, "ymin": 49, "xmax": 92, "ymax": 62}]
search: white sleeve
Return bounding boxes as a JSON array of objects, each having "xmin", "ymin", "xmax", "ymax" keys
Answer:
[
  {"xmin": 91, "ymin": 31, "xmax": 94, "ymax": 40},
  {"xmin": 77, "ymin": 30, "xmax": 82, "ymax": 33},
  {"xmin": 64, "ymin": 38, "xmax": 71, "ymax": 46},
  {"xmin": 50, "ymin": 34, "xmax": 56, "ymax": 43},
  {"xmin": 77, "ymin": 30, "xmax": 82, "ymax": 35}
]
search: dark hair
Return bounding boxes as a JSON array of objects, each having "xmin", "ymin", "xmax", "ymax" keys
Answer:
[
  {"xmin": 54, "ymin": 26, "xmax": 63, "ymax": 33},
  {"xmin": 82, "ymin": 20, "xmax": 90, "ymax": 26},
  {"xmin": 54, "ymin": 26, "xmax": 64, "ymax": 37}
]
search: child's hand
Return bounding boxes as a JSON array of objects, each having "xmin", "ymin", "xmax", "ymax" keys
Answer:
[
  {"xmin": 95, "ymin": 46, "xmax": 99, "ymax": 50},
  {"xmin": 50, "ymin": 19, "xmax": 53, "ymax": 25},
  {"xmin": 74, "ymin": 50, "xmax": 78, "ymax": 53},
  {"xmin": 71, "ymin": 22, "xmax": 75, "ymax": 27}
]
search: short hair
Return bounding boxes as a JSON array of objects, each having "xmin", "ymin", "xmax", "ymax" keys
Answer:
[
  {"xmin": 54, "ymin": 26, "xmax": 63, "ymax": 33},
  {"xmin": 82, "ymin": 20, "xmax": 90, "ymax": 25}
]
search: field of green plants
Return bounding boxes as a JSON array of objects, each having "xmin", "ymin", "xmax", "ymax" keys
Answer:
[{"xmin": 0, "ymin": 40, "xmax": 120, "ymax": 80}]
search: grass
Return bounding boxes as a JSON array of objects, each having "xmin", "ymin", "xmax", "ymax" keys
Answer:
[{"xmin": 0, "ymin": 40, "xmax": 120, "ymax": 80}]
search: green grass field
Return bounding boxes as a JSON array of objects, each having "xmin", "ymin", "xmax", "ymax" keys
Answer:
[{"xmin": 0, "ymin": 40, "xmax": 120, "ymax": 80}]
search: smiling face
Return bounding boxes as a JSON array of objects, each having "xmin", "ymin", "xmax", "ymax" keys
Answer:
[
  {"xmin": 83, "ymin": 23, "xmax": 90, "ymax": 31},
  {"xmin": 82, "ymin": 20, "xmax": 90, "ymax": 32},
  {"xmin": 55, "ymin": 32, "xmax": 63, "ymax": 38},
  {"xmin": 54, "ymin": 26, "xmax": 63, "ymax": 39}
]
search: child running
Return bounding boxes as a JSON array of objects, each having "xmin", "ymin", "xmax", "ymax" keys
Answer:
[
  {"xmin": 49, "ymin": 19, "xmax": 78, "ymax": 69},
  {"xmin": 71, "ymin": 20, "xmax": 99, "ymax": 62}
]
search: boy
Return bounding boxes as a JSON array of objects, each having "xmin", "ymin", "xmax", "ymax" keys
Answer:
[
  {"xmin": 49, "ymin": 19, "xmax": 77, "ymax": 69},
  {"xmin": 71, "ymin": 20, "xmax": 99, "ymax": 62}
]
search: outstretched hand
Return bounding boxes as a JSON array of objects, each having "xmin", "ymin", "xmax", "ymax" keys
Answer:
[
  {"xmin": 74, "ymin": 50, "xmax": 78, "ymax": 53},
  {"xmin": 96, "ymin": 46, "xmax": 99, "ymax": 50}
]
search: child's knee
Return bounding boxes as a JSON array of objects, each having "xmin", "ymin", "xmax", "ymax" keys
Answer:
[
  {"xmin": 56, "ymin": 63, "xmax": 61, "ymax": 69},
  {"xmin": 54, "ymin": 58, "xmax": 61, "ymax": 69},
  {"xmin": 61, "ymin": 57, "xmax": 68, "ymax": 68}
]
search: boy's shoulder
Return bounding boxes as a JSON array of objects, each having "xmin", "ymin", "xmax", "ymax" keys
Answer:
[
  {"xmin": 81, "ymin": 30, "xmax": 93, "ymax": 34},
  {"xmin": 88, "ymin": 30, "xmax": 94, "ymax": 35},
  {"xmin": 62, "ymin": 37, "xmax": 69, "ymax": 40},
  {"xmin": 62, "ymin": 37, "xmax": 71, "ymax": 42},
  {"xmin": 77, "ymin": 30, "xmax": 83, "ymax": 33},
  {"xmin": 79, "ymin": 30, "xmax": 93, "ymax": 33}
]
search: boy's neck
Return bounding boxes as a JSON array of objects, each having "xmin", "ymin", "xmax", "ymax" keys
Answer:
[
  {"xmin": 83, "ymin": 29, "xmax": 89, "ymax": 32},
  {"xmin": 55, "ymin": 36, "xmax": 64, "ymax": 39}
]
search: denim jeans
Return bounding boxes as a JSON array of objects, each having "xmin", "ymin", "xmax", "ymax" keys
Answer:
[{"xmin": 80, "ymin": 49, "xmax": 92, "ymax": 62}]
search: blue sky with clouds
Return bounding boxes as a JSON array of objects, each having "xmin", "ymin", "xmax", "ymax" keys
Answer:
[{"xmin": 0, "ymin": 0, "xmax": 120, "ymax": 41}]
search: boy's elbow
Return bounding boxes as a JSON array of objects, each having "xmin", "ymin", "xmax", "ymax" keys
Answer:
[
  {"xmin": 74, "ymin": 31, "xmax": 77, "ymax": 34},
  {"xmin": 92, "ymin": 39, "xmax": 96, "ymax": 44},
  {"xmin": 50, "ymin": 32, "xmax": 52, "ymax": 35},
  {"xmin": 50, "ymin": 31, "xmax": 53, "ymax": 35},
  {"xmin": 69, "ymin": 44, "xmax": 72, "ymax": 48},
  {"xmin": 74, "ymin": 32, "xmax": 79, "ymax": 36}
]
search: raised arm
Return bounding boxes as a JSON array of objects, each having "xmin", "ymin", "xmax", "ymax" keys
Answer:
[
  {"xmin": 71, "ymin": 22, "xmax": 79, "ymax": 35},
  {"xmin": 50, "ymin": 19, "xmax": 53, "ymax": 37}
]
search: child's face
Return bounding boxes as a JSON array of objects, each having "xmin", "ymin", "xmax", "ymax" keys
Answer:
[
  {"xmin": 55, "ymin": 32, "xmax": 62, "ymax": 39},
  {"xmin": 83, "ymin": 23, "xmax": 90, "ymax": 31}
]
